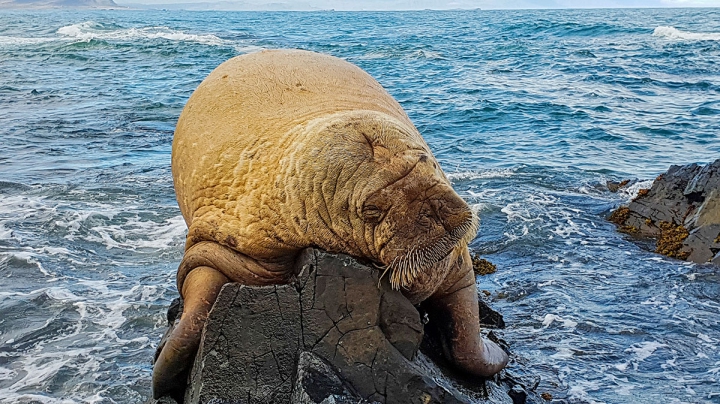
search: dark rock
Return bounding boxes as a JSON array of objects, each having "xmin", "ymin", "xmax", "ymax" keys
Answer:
[
  {"xmin": 478, "ymin": 299, "xmax": 505, "ymax": 329},
  {"xmin": 508, "ymin": 385, "xmax": 526, "ymax": 404},
  {"xmin": 291, "ymin": 351, "xmax": 366, "ymax": 404},
  {"xmin": 167, "ymin": 297, "xmax": 183, "ymax": 324},
  {"xmin": 609, "ymin": 159, "xmax": 720, "ymax": 265},
  {"xmin": 472, "ymin": 254, "xmax": 497, "ymax": 276},
  {"xmin": 606, "ymin": 179, "xmax": 631, "ymax": 193},
  {"xmin": 178, "ymin": 249, "xmax": 513, "ymax": 404},
  {"xmin": 144, "ymin": 396, "xmax": 179, "ymax": 404}
]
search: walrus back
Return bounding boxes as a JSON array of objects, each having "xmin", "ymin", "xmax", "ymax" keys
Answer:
[
  {"xmin": 172, "ymin": 50, "xmax": 424, "ymax": 257},
  {"xmin": 172, "ymin": 49, "xmax": 413, "ymax": 226}
]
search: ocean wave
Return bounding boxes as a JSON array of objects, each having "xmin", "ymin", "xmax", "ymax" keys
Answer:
[
  {"xmin": 56, "ymin": 21, "xmax": 229, "ymax": 46},
  {"xmin": 653, "ymin": 26, "xmax": 720, "ymax": 41},
  {"xmin": 447, "ymin": 167, "xmax": 518, "ymax": 181},
  {"xmin": 357, "ymin": 49, "xmax": 444, "ymax": 60},
  {"xmin": 0, "ymin": 36, "xmax": 59, "ymax": 46}
]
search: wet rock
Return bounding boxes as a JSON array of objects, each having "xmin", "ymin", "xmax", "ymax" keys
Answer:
[
  {"xmin": 472, "ymin": 254, "xmax": 497, "ymax": 276},
  {"xmin": 478, "ymin": 299, "xmax": 506, "ymax": 329},
  {"xmin": 144, "ymin": 396, "xmax": 179, "ymax": 404},
  {"xmin": 609, "ymin": 159, "xmax": 720, "ymax": 265},
  {"xmin": 171, "ymin": 249, "xmax": 519, "ymax": 404},
  {"xmin": 606, "ymin": 179, "xmax": 631, "ymax": 192},
  {"xmin": 508, "ymin": 385, "xmax": 527, "ymax": 404},
  {"xmin": 291, "ymin": 352, "xmax": 366, "ymax": 404},
  {"xmin": 166, "ymin": 297, "xmax": 183, "ymax": 324}
]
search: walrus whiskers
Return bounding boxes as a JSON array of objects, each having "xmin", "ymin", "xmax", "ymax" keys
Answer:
[{"xmin": 388, "ymin": 210, "xmax": 479, "ymax": 289}]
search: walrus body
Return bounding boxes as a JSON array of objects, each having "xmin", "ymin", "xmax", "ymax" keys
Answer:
[{"xmin": 154, "ymin": 49, "xmax": 508, "ymax": 400}]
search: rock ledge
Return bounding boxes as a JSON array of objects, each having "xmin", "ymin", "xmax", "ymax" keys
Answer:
[{"xmin": 609, "ymin": 159, "xmax": 720, "ymax": 265}]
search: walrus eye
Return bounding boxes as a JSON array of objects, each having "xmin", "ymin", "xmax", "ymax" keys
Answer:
[{"xmin": 361, "ymin": 205, "xmax": 384, "ymax": 223}]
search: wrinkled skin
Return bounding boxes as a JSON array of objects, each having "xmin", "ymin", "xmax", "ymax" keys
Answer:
[{"xmin": 153, "ymin": 49, "xmax": 508, "ymax": 400}]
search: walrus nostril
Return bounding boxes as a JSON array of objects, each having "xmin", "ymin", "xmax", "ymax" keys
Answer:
[{"xmin": 427, "ymin": 195, "xmax": 472, "ymax": 234}]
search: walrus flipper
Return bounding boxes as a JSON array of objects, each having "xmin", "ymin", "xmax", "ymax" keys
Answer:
[
  {"xmin": 426, "ymin": 254, "xmax": 509, "ymax": 378},
  {"xmin": 152, "ymin": 241, "xmax": 293, "ymax": 400},
  {"xmin": 153, "ymin": 266, "xmax": 228, "ymax": 400}
]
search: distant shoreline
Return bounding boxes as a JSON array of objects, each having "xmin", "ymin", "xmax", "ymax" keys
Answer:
[{"xmin": 1, "ymin": 3, "xmax": 718, "ymax": 11}]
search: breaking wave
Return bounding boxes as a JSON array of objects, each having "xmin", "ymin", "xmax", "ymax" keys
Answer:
[
  {"xmin": 653, "ymin": 26, "xmax": 720, "ymax": 41},
  {"xmin": 56, "ymin": 21, "xmax": 229, "ymax": 45}
]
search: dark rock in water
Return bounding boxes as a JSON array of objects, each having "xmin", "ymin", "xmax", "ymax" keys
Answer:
[
  {"xmin": 507, "ymin": 385, "xmax": 527, "ymax": 404},
  {"xmin": 478, "ymin": 299, "xmax": 506, "ymax": 329},
  {"xmin": 152, "ymin": 248, "xmax": 536, "ymax": 404},
  {"xmin": 472, "ymin": 253, "xmax": 497, "ymax": 276},
  {"xmin": 166, "ymin": 297, "xmax": 183, "ymax": 324},
  {"xmin": 145, "ymin": 396, "xmax": 179, "ymax": 404},
  {"xmin": 183, "ymin": 249, "xmax": 468, "ymax": 404},
  {"xmin": 609, "ymin": 159, "xmax": 720, "ymax": 265},
  {"xmin": 606, "ymin": 179, "xmax": 631, "ymax": 193}
]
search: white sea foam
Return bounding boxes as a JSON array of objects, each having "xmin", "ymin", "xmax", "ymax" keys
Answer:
[
  {"xmin": 0, "ymin": 21, "xmax": 233, "ymax": 49},
  {"xmin": 86, "ymin": 214, "xmax": 186, "ymax": 251},
  {"xmin": 0, "ymin": 36, "xmax": 60, "ymax": 46},
  {"xmin": 567, "ymin": 380, "xmax": 605, "ymax": 404},
  {"xmin": 447, "ymin": 167, "xmax": 517, "ymax": 181},
  {"xmin": 653, "ymin": 26, "xmax": 720, "ymax": 41},
  {"xmin": 541, "ymin": 313, "xmax": 578, "ymax": 329},
  {"xmin": 618, "ymin": 179, "xmax": 654, "ymax": 203},
  {"xmin": 57, "ymin": 21, "xmax": 229, "ymax": 46},
  {"xmin": 616, "ymin": 341, "xmax": 668, "ymax": 372},
  {"xmin": 357, "ymin": 49, "xmax": 444, "ymax": 60},
  {"xmin": 0, "ymin": 367, "xmax": 17, "ymax": 379},
  {"xmin": 0, "ymin": 192, "xmax": 186, "ymax": 253}
]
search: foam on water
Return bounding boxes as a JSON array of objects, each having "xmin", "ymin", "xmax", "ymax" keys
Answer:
[
  {"xmin": 56, "ymin": 21, "xmax": 229, "ymax": 45},
  {"xmin": 653, "ymin": 26, "xmax": 720, "ymax": 41},
  {"xmin": 447, "ymin": 167, "xmax": 518, "ymax": 181}
]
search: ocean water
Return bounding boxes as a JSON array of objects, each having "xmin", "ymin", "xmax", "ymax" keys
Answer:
[{"xmin": 1, "ymin": 7, "xmax": 719, "ymax": 404}]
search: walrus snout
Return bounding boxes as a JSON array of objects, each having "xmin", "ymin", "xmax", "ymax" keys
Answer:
[{"xmin": 374, "ymin": 180, "xmax": 479, "ymax": 290}]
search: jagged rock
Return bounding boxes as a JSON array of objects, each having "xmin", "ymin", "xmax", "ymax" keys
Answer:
[
  {"xmin": 184, "ymin": 249, "xmax": 478, "ymax": 404},
  {"xmin": 478, "ymin": 299, "xmax": 505, "ymax": 329},
  {"xmin": 606, "ymin": 179, "xmax": 632, "ymax": 193},
  {"xmin": 145, "ymin": 395, "xmax": 179, "ymax": 404},
  {"xmin": 609, "ymin": 159, "xmax": 720, "ymax": 265},
  {"xmin": 152, "ymin": 248, "xmax": 525, "ymax": 404},
  {"xmin": 291, "ymin": 352, "xmax": 366, "ymax": 404},
  {"xmin": 507, "ymin": 385, "xmax": 527, "ymax": 404}
]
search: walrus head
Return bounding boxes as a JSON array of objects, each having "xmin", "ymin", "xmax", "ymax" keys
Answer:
[
  {"xmin": 361, "ymin": 153, "xmax": 479, "ymax": 290},
  {"xmin": 311, "ymin": 111, "xmax": 479, "ymax": 291}
]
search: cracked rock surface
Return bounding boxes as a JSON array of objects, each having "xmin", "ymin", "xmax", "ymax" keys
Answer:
[
  {"xmin": 610, "ymin": 159, "xmax": 720, "ymax": 265},
  {"xmin": 151, "ymin": 248, "xmax": 536, "ymax": 404}
]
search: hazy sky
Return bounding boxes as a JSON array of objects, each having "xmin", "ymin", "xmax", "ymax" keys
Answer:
[{"xmin": 123, "ymin": 0, "xmax": 720, "ymax": 8}]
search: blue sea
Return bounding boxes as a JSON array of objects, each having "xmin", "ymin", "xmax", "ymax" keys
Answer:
[{"xmin": 1, "ymin": 7, "xmax": 719, "ymax": 404}]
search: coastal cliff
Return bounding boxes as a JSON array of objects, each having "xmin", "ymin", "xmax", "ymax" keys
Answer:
[{"xmin": 0, "ymin": 0, "xmax": 120, "ymax": 9}]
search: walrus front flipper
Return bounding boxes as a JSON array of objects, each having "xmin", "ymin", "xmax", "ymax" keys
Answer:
[
  {"xmin": 426, "ymin": 257, "xmax": 509, "ymax": 378},
  {"xmin": 153, "ymin": 266, "xmax": 228, "ymax": 400}
]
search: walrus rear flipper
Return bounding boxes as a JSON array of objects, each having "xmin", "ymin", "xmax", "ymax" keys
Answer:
[
  {"xmin": 153, "ymin": 241, "xmax": 295, "ymax": 400},
  {"xmin": 153, "ymin": 266, "xmax": 228, "ymax": 401}
]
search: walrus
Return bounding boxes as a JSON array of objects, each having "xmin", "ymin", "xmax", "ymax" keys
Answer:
[{"xmin": 153, "ymin": 49, "xmax": 508, "ymax": 400}]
